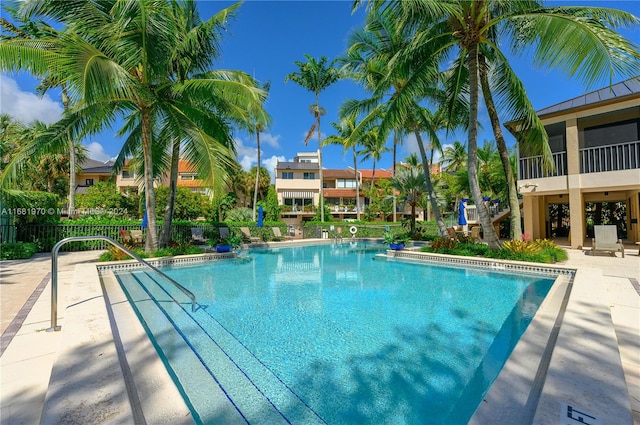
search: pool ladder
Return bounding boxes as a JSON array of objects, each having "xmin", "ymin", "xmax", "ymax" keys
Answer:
[{"xmin": 48, "ymin": 236, "xmax": 196, "ymax": 331}]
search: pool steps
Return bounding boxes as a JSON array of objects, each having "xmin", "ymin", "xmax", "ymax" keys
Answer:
[{"xmin": 116, "ymin": 270, "xmax": 325, "ymax": 424}]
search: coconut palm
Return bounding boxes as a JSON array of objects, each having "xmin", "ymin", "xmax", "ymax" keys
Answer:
[
  {"xmin": 250, "ymin": 82, "xmax": 271, "ymax": 222},
  {"xmin": 357, "ymin": 0, "xmax": 640, "ymax": 249},
  {"xmin": 441, "ymin": 140, "xmax": 467, "ymax": 173},
  {"xmin": 358, "ymin": 125, "xmax": 390, "ymax": 187},
  {"xmin": 1, "ymin": 0, "xmax": 266, "ymax": 252},
  {"xmin": 285, "ymin": 54, "xmax": 341, "ymax": 223},
  {"xmin": 390, "ymin": 154, "xmax": 426, "ymax": 235}
]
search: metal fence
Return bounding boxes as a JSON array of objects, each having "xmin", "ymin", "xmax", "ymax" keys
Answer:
[{"xmin": 0, "ymin": 223, "xmax": 226, "ymax": 252}]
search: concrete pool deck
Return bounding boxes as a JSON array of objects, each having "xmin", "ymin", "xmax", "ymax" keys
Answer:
[{"xmin": 0, "ymin": 244, "xmax": 638, "ymax": 424}]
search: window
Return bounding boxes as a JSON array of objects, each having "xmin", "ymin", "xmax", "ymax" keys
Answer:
[
  {"xmin": 282, "ymin": 171, "xmax": 293, "ymax": 179},
  {"xmin": 180, "ymin": 174, "xmax": 197, "ymax": 180},
  {"xmin": 303, "ymin": 172, "xmax": 315, "ymax": 180},
  {"xmin": 583, "ymin": 119, "xmax": 639, "ymax": 148},
  {"xmin": 121, "ymin": 170, "xmax": 134, "ymax": 179},
  {"xmin": 337, "ymin": 179, "xmax": 356, "ymax": 188},
  {"xmin": 85, "ymin": 179, "xmax": 94, "ymax": 186}
]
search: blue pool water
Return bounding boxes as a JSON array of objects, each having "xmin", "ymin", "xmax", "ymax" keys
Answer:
[{"xmin": 115, "ymin": 242, "xmax": 555, "ymax": 424}]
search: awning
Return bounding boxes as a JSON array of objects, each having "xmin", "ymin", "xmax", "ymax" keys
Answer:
[{"xmin": 280, "ymin": 191, "xmax": 315, "ymax": 199}]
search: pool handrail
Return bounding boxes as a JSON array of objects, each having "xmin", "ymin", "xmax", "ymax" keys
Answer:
[{"xmin": 48, "ymin": 236, "xmax": 197, "ymax": 331}]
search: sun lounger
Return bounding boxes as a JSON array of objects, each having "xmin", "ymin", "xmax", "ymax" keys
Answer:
[
  {"xmin": 272, "ymin": 227, "xmax": 292, "ymax": 241},
  {"xmin": 240, "ymin": 227, "xmax": 260, "ymax": 243},
  {"xmin": 592, "ymin": 225, "xmax": 624, "ymax": 258},
  {"xmin": 130, "ymin": 229, "xmax": 144, "ymax": 245},
  {"xmin": 191, "ymin": 227, "xmax": 206, "ymax": 244}
]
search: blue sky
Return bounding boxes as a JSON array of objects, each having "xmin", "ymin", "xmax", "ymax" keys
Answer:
[{"xmin": 1, "ymin": 0, "xmax": 639, "ymax": 180}]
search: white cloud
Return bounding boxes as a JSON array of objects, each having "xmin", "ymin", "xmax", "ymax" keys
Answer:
[
  {"xmin": 262, "ymin": 155, "xmax": 285, "ymax": 183},
  {"xmin": 234, "ymin": 137, "xmax": 258, "ymax": 171},
  {"xmin": 0, "ymin": 75, "xmax": 63, "ymax": 124},
  {"xmin": 260, "ymin": 132, "xmax": 281, "ymax": 149},
  {"xmin": 85, "ymin": 141, "xmax": 113, "ymax": 162}
]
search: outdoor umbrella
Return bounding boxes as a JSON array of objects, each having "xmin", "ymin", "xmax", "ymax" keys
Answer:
[{"xmin": 257, "ymin": 205, "xmax": 264, "ymax": 227}]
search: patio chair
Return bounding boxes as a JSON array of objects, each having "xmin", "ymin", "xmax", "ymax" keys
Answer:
[
  {"xmin": 130, "ymin": 229, "xmax": 144, "ymax": 245},
  {"xmin": 272, "ymin": 227, "xmax": 292, "ymax": 241},
  {"xmin": 469, "ymin": 226, "xmax": 482, "ymax": 242},
  {"xmin": 446, "ymin": 227, "xmax": 459, "ymax": 241},
  {"xmin": 190, "ymin": 227, "xmax": 206, "ymax": 245},
  {"xmin": 592, "ymin": 225, "xmax": 624, "ymax": 258},
  {"xmin": 240, "ymin": 227, "xmax": 260, "ymax": 243}
]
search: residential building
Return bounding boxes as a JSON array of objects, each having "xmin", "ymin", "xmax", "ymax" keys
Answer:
[
  {"xmin": 75, "ymin": 158, "xmax": 115, "ymax": 194},
  {"xmin": 275, "ymin": 152, "xmax": 429, "ymax": 228},
  {"xmin": 508, "ymin": 76, "xmax": 640, "ymax": 248}
]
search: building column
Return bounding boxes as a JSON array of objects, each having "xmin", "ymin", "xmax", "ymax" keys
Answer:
[{"xmin": 565, "ymin": 118, "xmax": 584, "ymax": 248}]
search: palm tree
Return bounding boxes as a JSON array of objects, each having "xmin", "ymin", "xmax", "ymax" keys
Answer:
[
  {"xmin": 1, "ymin": 0, "xmax": 266, "ymax": 252},
  {"xmin": 390, "ymin": 154, "xmax": 426, "ymax": 235},
  {"xmin": 285, "ymin": 54, "xmax": 341, "ymax": 223},
  {"xmin": 250, "ymin": 82, "xmax": 271, "ymax": 222},
  {"xmin": 358, "ymin": 125, "xmax": 390, "ymax": 187},
  {"xmin": 441, "ymin": 141, "xmax": 467, "ymax": 173},
  {"xmin": 359, "ymin": 0, "xmax": 640, "ymax": 249}
]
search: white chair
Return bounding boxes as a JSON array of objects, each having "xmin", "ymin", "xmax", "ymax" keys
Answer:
[{"xmin": 592, "ymin": 225, "xmax": 624, "ymax": 258}]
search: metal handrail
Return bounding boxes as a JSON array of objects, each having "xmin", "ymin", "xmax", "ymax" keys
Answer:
[{"xmin": 48, "ymin": 236, "xmax": 197, "ymax": 332}]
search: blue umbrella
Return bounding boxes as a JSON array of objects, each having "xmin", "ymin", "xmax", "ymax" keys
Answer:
[
  {"xmin": 458, "ymin": 199, "xmax": 467, "ymax": 226},
  {"xmin": 141, "ymin": 208, "xmax": 148, "ymax": 228},
  {"xmin": 257, "ymin": 205, "xmax": 264, "ymax": 227}
]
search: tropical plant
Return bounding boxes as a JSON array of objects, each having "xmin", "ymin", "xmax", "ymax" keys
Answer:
[
  {"xmin": 0, "ymin": 0, "xmax": 266, "ymax": 253},
  {"xmin": 285, "ymin": 54, "xmax": 341, "ymax": 222},
  {"xmin": 382, "ymin": 230, "xmax": 410, "ymax": 245},
  {"xmin": 358, "ymin": 125, "xmax": 391, "ymax": 187},
  {"xmin": 356, "ymin": 0, "xmax": 640, "ymax": 248},
  {"xmin": 390, "ymin": 155, "xmax": 426, "ymax": 235}
]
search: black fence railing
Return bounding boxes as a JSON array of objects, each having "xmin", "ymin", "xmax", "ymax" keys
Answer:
[{"xmin": 1, "ymin": 224, "xmax": 227, "ymax": 252}]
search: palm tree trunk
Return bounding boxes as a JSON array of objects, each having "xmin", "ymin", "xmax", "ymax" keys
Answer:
[
  {"xmin": 159, "ymin": 139, "xmax": 180, "ymax": 248},
  {"xmin": 62, "ymin": 86, "xmax": 76, "ymax": 218},
  {"xmin": 392, "ymin": 131, "xmax": 398, "ymax": 222},
  {"xmin": 316, "ymin": 93, "xmax": 324, "ymax": 223},
  {"xmin": 353, "ymin": 147, "xmax": 360, "ymax": 220},
  {"xmin": 141, "ymin": 107, "xmax": 158, "ymax": 252},
  {"xmin": 479, "ymin": 57, "xmax": 521, "ymax": 240},
  {"xmin": 252, "ymin": 129, "xmax": 261, "ymax": 221},
  {"xmin": 468, "ymin": 45, "xmax": 500, "ymax": 249},
  {"xmin": 415, "ymin": 129, "xmax": 447, "ymax": 236}
]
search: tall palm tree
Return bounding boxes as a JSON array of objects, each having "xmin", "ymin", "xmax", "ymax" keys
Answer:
[
  {"xmin": 390, "ymin": 154, "xmax": 426, "ymax": 235},
  {"xmin": 251, "ymin": 82, "xmax": 271, "ymax": 222},
  {"xmin": 1, "ymin": 0, "xmax": 266, "ymax": 252},
  {"xmin": 358, "ymin": 125, "xmax": 390, "ymax": 187},
  {"xmin": 441, "ymin": 141, "xmax": 467, "ymax": 173},
  {"xmin": 285, "ymin": 54, "xmax": 341, "ymax": 223},
  {"xmin": 360, "ymin": 0, "xmax": 640, "ymax": 249}
]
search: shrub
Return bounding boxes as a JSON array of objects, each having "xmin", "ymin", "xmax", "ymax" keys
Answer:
[{"xmin": 0, "ymin": 242, "xmax": 38, "ymax": 260}]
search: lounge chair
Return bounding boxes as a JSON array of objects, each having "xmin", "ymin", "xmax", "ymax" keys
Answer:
[
  {"xmin": 218, "ymin": 226, "xmax": 230, "ymax": 239},
  {"xmin": 592, "ymin": 225, "xmax": 624, "ymax": 258},
  {"xmin": 272, "ymin": 227, "xmax": 292, "ymax": 241},
  {"xmin": 240, "ymin": 227, "xmax": 260, "ymax": 243},
  {"xmin": 191, "ymin": 227, "xmax": 207, "ymax": 245},
  {"xmin": 446, "ymin": 227, "xmax": 458, "ymax": 241},
  {"xmin": 130, "ymin": 229, "xmax": 144, "ymax": 245}
]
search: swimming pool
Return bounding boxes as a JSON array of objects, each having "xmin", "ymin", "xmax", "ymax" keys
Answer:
[{"xmin": 114, "ymin": 242, "xmax": 555, "ymax": 424}]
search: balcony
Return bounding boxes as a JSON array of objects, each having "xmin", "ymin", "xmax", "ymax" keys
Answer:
[{"xmin": 519, "ymin": 140, "xmax": 640, "ymax": 180}]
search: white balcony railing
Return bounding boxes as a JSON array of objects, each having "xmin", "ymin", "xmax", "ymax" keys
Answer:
[
  {"xmin": 519, "ymin": 140, "xmax": 640, "ymax": 179},
  {"xmin": 580, "ymin": 140, "xmax": 639, "ymax": 173},
  {"xmin": 518, "ymin": 151, "xmax": 567, "ymax": 180}
]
